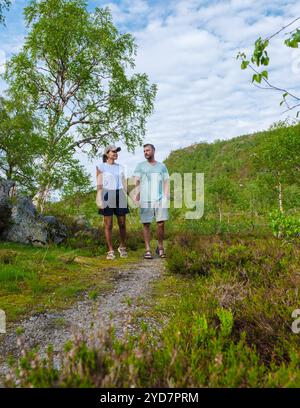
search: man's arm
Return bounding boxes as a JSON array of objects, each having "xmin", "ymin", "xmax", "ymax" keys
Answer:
[
  {"xmin": 163, "ymin": 178, "xmax": 170, "ymax": 199},
  {"xmin": 163, "ymin": 165, "xmax": 170, "ymax": 199}
]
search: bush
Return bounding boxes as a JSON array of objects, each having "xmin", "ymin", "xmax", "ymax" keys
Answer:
[
  {"xmin": 165, "ymin": 232, "xmax": 300, "ymax": 365},
  {"xmin": 269, "ymin": 210, "xmax": 300, "ymax": 240},
  {"xmin": 6, "ymin": 305, "xmax": 300, "ymax": 388}
]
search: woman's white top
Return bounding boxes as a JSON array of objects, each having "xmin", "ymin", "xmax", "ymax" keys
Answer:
[{"xmin": 97, "ymin": 163, "xmax": 124, "ymax": 190}]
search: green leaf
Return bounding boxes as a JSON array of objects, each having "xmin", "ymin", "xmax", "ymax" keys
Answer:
[
  {"xmin": 252, "ymin": 73, "xmax": 262, "ymax": 83},
  {"xmin": 285, "ymin": 39, "xmax": 299, "ymax": 48},
  {"xmin": 241, "ymin": 60, "xmax": 249, "ymax": 70},
  {"xmin": 261, "ymin": 70, "xmax": 268, "ymax": 79}
]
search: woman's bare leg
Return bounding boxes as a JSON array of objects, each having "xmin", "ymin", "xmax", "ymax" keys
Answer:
[
  {"xmin": 117, "ymin": 215, "xmax": 126, "ymax": 247},
  {"xmin": 104, "ymin": 216, "xmax": 113, "ymax": 252}
]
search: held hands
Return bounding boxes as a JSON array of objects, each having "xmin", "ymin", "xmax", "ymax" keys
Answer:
[
  {"xmin": 131, "ymin": 192, "xmax": 140, "ymax": 208},
  {"xmin": 124, "ymin": 192, "xmax": 138, "ymax": 209}
]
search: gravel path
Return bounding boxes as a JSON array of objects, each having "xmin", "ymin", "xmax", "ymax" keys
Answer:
[{"xmin": 0, "ymin": 258, "xmax": 164, "ymax": 383}]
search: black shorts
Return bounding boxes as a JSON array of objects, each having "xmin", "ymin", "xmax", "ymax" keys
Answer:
[{"xmin": 98, "ymin": 189, "xmax": 130, "ymax": 217}]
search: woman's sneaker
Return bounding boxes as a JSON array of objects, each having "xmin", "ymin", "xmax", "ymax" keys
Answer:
[
  {"xmin": 118, "ymin": 247, "xmax": 128, "ymax": 258},
  {"xmin": 106, "ymin": 250, "xmax": 116, "ymax": 260}
]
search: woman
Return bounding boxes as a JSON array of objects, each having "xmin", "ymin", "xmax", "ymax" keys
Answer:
[{"xmin": 96, "ymin": 145, "xmax": 129, "ymax": 260}]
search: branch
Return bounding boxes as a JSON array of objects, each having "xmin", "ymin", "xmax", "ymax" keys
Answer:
[
  {"xmin": 267, "ymin": 17, "xmax": 300, "ymax": 41},
  {"xmin": 253, "ymin": 68, "xmax": 300, "ymax": 100},
  {"xmin": 69, "ymin": 133, "xmax": 111, "ymax": 150}
]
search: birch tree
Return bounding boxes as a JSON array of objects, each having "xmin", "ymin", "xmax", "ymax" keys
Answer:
[{"xmin": 4, "ymin": 0, "xmax": 156, "ymax": 211}]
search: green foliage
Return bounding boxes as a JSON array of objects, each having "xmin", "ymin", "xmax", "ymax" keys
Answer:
[
  {"xmin": 3, "ymin": 0, "xmax": 156, "ymax": 208},
  {"xmin": 0, "ymin": 96, "xmax": 42, "ymax": 193},
  {"xmin": 237, "ymin": 37, "xmax": 270, "ymax": 84},
  {"xmin": 3, "ymin": 310, "xmax": 267, "ymax": 388},
  {"xmin": 0, "ymin": 0, "xmax": 10, "ymax": 25},
  {"xmin": 269, "ymin": 210, "xmax": 300, "ymax": 240},
  {"xmin": 165, "ymin": 121, "xmax": 300, "ymax": 223},
  {"xmin": 166, "ymin": 232, "xmax": 297, "ymax": 278},
  {"xmin": 251, "ymin": 37, "xmax": 270, "ymax": 67},
  {"xmin": 217, "ymin": 308, "xmax": 234, "ymax": 337},
  {"xmin": 0, "ymin": 241, "xmax": 143, "ymax": 321},
  {"xmin": 165, "ymin": 232, "xmax": 300, "ymax": 368},
  {"xmin": 252, "ymin": 121, "xmax": 300, "ymax": 213},
  {"xmin": 284, "ymin": 29, "xmax": 300, "ymax": 48},
  {"xmin": 237, "ymin": 19, "xmax": 300, "ymax": 112},
  {"xmin": 6, "ymin": 240, "xmax": 300, "ymax": 388},
  {"xmin": 207, "ymin": 175, "xmax": 238, "ymax": 227}
]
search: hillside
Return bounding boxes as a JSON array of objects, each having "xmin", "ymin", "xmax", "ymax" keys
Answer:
[
  {"xmin": 164, "ymin": 123, "xmax": 300, "ymax": 217},
  {"xmin": 44, "ymin": 123, "xmax": 300, "ymax": 237}
]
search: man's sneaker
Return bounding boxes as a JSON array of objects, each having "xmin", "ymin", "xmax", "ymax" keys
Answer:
[
  {"xmin": 118, "ymin": 247, "xmax": 128, "ymax": 258},
  {"xmin": 106, "ymin": 250, "xmax": 116, "ymax": 260}
]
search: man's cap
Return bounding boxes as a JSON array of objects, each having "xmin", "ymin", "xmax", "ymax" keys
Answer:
[{"xmin": 104, "ymin": 145, "xmax": 121, "ymax": 154}]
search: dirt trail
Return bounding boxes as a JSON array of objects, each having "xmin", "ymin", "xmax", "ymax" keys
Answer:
[{"xmin": 0, "ymin": 258, "xmax": 164, "ymax": 382}]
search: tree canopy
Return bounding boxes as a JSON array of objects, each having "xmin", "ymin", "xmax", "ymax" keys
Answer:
[
  {"xmin": 3, "ymin": 0, "xmax": 156, "ymax": 209},
  {"xmin": 0, "ymin": 96, "xmax": 41, "ymax": 193},
  {"xmin": 0, "ymin": 0, "xmax": 10, "ymax": 25}
]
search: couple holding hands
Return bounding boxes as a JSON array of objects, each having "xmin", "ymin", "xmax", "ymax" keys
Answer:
[{"xmin": 96, "ymin": 143, "xmax": 170, "ymax": 260}]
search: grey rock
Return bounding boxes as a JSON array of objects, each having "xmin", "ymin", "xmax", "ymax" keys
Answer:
[
  {"xmin": 2, "ymin": 196, "xmax": 48, "ymax": 245},
  {"xmin": 0, "ymin": 178, "xmax": 67, "ymax": 246},
  {"xmin": 73, "ymin": 215, "xmax": 90, "ymax": 229},
  {"xmin": 0, "ymin": 179, "xmax": 15, "ymax": 234},
  {"xmin": 43, "ymin": 215, "xmax": 68, "ymax": 244}
]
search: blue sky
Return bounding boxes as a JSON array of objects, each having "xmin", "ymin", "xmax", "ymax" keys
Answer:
[{"xmin": 1, "ymin": 0, "xmax": 300, "ymax": 186}]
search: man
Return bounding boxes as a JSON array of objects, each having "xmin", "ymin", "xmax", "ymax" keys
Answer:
[{"xmin": 133, "ymin": 144, "xmax": 170, "ymax": 259}]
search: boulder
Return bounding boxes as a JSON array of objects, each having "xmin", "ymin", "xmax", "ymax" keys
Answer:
[
  {"xmin": 0, "ymin": 179, "xmax": 14, "ymax": 234},
  {"xmin": 0, "ymin": 178, "xmax": 67, "ymax": 246},
  {"xmin": 43, "ymin": 215, "xmax": 68, "ymax": 244}
]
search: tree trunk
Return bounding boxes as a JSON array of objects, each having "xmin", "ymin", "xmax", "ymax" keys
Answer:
[
  {"xmin": 217, "ymin": 205, "xmax": 222, "ymax": 234},
  {"xmin": 33, "ymin": 183, "xmax": 51, "ymax": 213},
  {"xmin": 7, "ymin": 162, "xmax": 14, "ymax": 179},
  {"xmin": 32, "ymin": 157, "xmax": 54, "ymax": 213},
  {"xmin": 278, "ymin": 181, "xmax": 284, "ymax": 214}
]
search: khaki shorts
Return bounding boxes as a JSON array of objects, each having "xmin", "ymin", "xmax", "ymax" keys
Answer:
[{"xmin": 140, "ymin": 201, "xmax": 169, "ymax": 224}]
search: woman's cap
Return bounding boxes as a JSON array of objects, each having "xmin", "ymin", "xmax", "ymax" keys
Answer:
[{"xmin": 104, "ymin": 145, "xmax": 121, "ymax": 154}]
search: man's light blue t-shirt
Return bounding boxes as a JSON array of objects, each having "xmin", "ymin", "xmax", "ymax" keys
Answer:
[{"xmin": 133, "ymin": 161, "xmax": 169, "ymax": 203}]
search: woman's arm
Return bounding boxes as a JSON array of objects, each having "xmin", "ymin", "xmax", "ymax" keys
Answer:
[{"xmin": 96, "ymin": 166, "xmax": 104, "ymax": 209}]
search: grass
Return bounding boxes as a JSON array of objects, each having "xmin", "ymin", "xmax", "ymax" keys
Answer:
[
  {"xmin": 2, "ymin": 187, "xmax": 300, "ymax": 387},
  {"xmin": 149, "ymin": 232, "xmax": 300, "ymax": 366},
  {"xmin": 0, "ymin": 242, "xmax": 145, "ymax": 323}
]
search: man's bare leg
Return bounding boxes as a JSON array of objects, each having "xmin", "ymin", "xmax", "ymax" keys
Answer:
[
  {"xmin": 143, "ymin": 223, "xmax": 151, "ymax": 252},
  {"xmin": 157, "ymin": 221, "xmax": 165, "ymax": 250}
]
